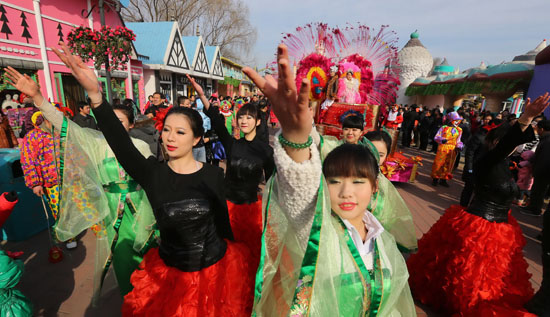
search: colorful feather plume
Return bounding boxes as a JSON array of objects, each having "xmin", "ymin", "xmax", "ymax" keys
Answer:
[{"xmin": 280, "ymin": 22, "xmax": 401, "ymax": 106}]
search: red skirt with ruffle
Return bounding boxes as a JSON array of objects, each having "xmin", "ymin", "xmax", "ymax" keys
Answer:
[
  {"xmin": 122, "ymin": 243, "xmax": 253, "ymax": 316},
  {"xmin": 407, "ymin": 205, "xmax": 535, "ymax": 316},
  {"xmin": 227, "ymin": 198, "xmax": 263, "ymax": 266}
]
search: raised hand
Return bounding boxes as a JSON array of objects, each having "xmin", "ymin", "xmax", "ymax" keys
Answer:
[
  {"xmin": 4, "ymin": 66, "xmax": 41, "ymax": 98},
  {"xmin": 51, "ymin": 42, "xmax": 102, "ymax": 105},
  {"xmin": 520, "ymin": 92, "xmax": 550, "ymax": 120},
  {"xmin": 186, "ymin": 74, "xmax": 210, "ymax": 111},
  {"xmin": 186, "ymin": 74, "xmax": 205, "ymax": 96},
  {"xmin": 243, "ymin": 44, "xmax": 312, "ymax": 144}
]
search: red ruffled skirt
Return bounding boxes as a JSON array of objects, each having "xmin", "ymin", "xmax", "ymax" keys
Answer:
[
  {"xmin": 122, "ymin": 243, "xmax": 253, "ymax": 316},
  {"xmin": 407, "ymin": 205, "xmax": 535, "ymax": 316},
  {"xmin": 227, "ymin": 198, "xmax": 263, "ymax": 266}
]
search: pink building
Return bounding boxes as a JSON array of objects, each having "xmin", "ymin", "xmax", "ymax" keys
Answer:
[{"xmin": 0, "ymin": 0, "xmax": 145, "ymax": 113}]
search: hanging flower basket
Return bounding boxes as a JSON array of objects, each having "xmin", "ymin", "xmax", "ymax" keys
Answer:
[{"xmin": 66, "ymin": 25, "xmax": 135, "ymax": 71}]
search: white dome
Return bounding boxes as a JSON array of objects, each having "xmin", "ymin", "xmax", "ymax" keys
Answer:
[{"xmin": 396, "ymin": 33, "xmax": 433, "ymax": 104}]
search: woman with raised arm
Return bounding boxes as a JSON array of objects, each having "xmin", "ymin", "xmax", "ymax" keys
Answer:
[
  {"xmin": 43, "ymin": 43, "xmax": 253, "ymax": 316},
  {"xmin": 244, "ymin": 45, "xmax": 415, "ymax": 316},
  {"xmin": 407, "ymin": 93, "xmax": 550, "ymax": 315},
  {"xmin": 5, "ymin": 66, "xmax": 157, "ymax": 298},
  {"xmin": 187, "ymin": 75, "xmax": 274, "ymax": 269}
]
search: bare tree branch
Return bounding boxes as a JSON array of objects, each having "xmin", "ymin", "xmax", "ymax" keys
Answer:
[{"xmin": 121, "ymin": 0, "xmax": 257, "ymax": 63}]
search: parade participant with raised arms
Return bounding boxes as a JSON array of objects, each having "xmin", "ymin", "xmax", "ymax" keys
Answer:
[
  {"xmin": 6, "ymin": 66, "xmax": 157, "ymax": 298},
  {"xmin": 39, "ymin": 42, "xmax": 253, "ymax": 316},
  {"xmin": 187, "ymin": 74, "xmax": 274, "ymax": 273},
  {"xmin": 244, "ymin": 44, "xmax": 415, "ymax": 316},
  {"xmin": 407, "ymin": 93, "xmax": 550, "ymax": 316}
]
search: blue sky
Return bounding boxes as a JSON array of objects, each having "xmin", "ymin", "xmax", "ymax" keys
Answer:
[{"xmin": 247, "ymin": 0, "xmax": 549, "ymax": 70}]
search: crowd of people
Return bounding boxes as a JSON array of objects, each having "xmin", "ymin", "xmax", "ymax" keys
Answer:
[{"xmin": 0, "ymin": 41, "xmax": 548, "ymax": 316}]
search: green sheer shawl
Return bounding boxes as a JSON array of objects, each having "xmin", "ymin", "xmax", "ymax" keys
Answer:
[
  {"xmin": 55, "ymin": 118, "xmax": 156, "ymax": 300},
  {"xmin": 319, "ymin": 135, "xmax": 418, "ymax": 252},
  {"xmin": 253, "ymin": 173, "xmax": 415, "ymax": 316}
]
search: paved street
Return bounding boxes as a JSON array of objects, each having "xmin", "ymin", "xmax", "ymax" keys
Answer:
[{"xmin": 1, "ymin": 143, "xmax": 543, "ymax": 316}]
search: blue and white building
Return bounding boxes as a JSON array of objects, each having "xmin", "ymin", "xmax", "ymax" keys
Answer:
[{"xmin": 127, "ymin": 21, "xmax": 223, "ymax": 106}]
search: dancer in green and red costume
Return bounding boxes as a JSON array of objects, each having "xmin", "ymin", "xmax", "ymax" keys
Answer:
[
  {"xmin": 187, "ymin": 74, "xmax": 274, "ymax": 287},
  {"xmin": 244, "ymin": 43, "xmax": 415, "ymax": 316},
  {"xmin": 44, "ymin": 42, "xmax": 254, "ymax": 316},
  {"xmin": 6, "ymin": 66, "xmax": 157, "ymax": 299}
]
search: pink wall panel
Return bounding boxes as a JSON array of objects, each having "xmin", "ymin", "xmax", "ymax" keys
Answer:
[
  {"xmin": 40, "ymin": 17, "xmax": 75, "ymax": 48},
  {"xmin": 1, "ymin": 0, "xmax": 140, "ymax": 103},
  {"xmin": 39, "ymin": 1, "xmax": 88, "ymax": 26},
  {"xmin": 5, "ymin": 1, "xmax": 34, "ymax": 11},
  {"xmin": 0, "ymin": 2, "xmax": 38, "ymax": 45}
]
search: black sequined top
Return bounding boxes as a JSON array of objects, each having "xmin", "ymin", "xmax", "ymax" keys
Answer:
[
  {"xmin": 467, "ymin": 122, "xmax": 535, "ymax": 223},
  {"xmin": 206, "ymin": 106, "xmax": 274, "ymax": 204},
  {"xmin": 94, "ymin": 101, "xmax": 232, "ymax": 271}
]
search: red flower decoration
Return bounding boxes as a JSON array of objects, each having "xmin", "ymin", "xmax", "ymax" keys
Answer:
[
  {"xmin": 153, "ymin": 106, "xmax": 172, "ymax": 132},
  {"xmin": 66, "ymin": 25, "xmax": 135, "ymax": 71}
]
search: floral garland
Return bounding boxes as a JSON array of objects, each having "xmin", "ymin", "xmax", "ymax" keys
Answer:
[{"xmin": 67, "ymin": 25, "xmax": 135, "ymax": 71}]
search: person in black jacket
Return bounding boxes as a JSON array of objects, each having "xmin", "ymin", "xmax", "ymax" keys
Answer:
[
  {"xmin": 453, "ymin": 111, "xmax": 471, "ymax": 170},
  {"xmin": 72, "ymin": 101, "xmax": 98, "ymax": 130},
  {"xmin": 143, "ymin": 92, "xmax": 168, "ymax": 118},
  {"xmin": 401, "ymin": 105, "xmax": 418, "ymax": 147},
  {"xmin": 256, "ymin": 99, "xmax": 270, "ymax": 144},
  {"xmin": 418, "ymin": 109, "xmax": 434, "ymax": 150},
  {"xmin": 430, "ymin": 109, "xmax": 443, "ymax": 152},
  {"xmin": 523, "ymin": 119, "xmax": 550, "ymax": 216},
  {"xmin": 525, "ymin": 118, "xmax": 550, "ymax": 317}
]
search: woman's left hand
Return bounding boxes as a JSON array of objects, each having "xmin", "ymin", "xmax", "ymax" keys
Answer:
[{"xmin": 520, "ymin": 93, "xmax": 550, "ymax": 122}]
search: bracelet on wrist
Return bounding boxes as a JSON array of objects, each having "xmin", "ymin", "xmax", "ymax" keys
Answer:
[{"xmin": 278, "ymin": 134, "xmax": 312, "ymax": 149}]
